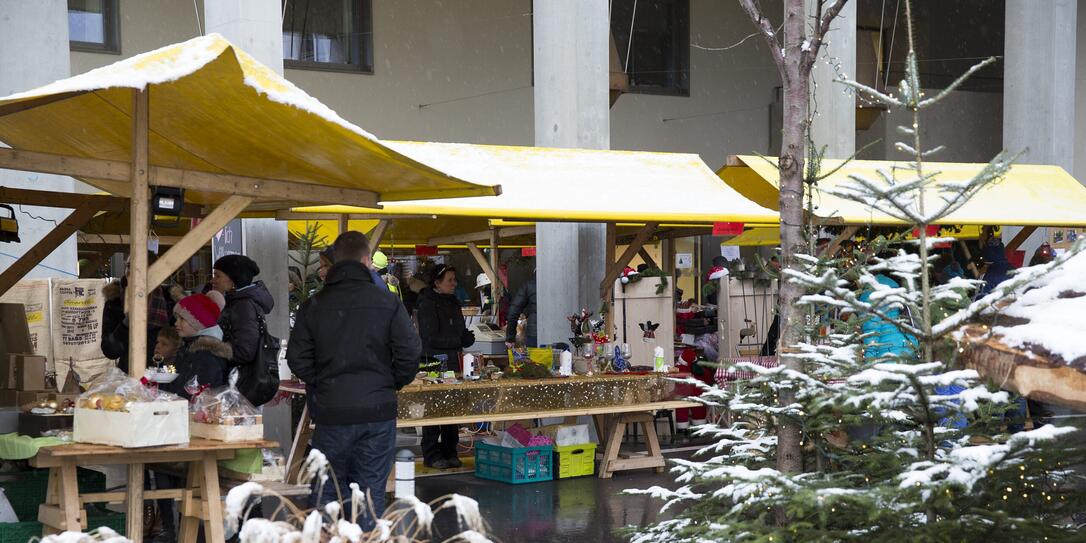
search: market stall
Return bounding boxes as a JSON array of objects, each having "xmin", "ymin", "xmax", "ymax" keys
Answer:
[
  {"xmin": 716, "ymin": 155, "xmax": 1086, "ymax": 401},
  {"xmin": 0, "ymin": 34, "xmax": 497, "ymax": 538}
]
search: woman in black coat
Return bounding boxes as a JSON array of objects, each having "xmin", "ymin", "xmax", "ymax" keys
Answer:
[
  {"xmin": 416, "ymin": 264, "xmax": 475, "ymax": 469},
  {"xmin": 212, "ymin": 255, "xmax": 274, "ymax": 368}
]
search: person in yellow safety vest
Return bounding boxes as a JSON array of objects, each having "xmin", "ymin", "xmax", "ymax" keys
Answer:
[{"xmin": 371, "ymin": 251, "xmax": 400, "ymax": 296}]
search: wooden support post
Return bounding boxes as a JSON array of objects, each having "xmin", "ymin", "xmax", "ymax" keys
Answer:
[
  {"xmin": 0, "ymin": 203, "xmax": 99, "ymax": 297},
  {"xmin": 337, "ymin": 214, "xmax": 349, "ymax": 235},
  {"xmin": 146, "ymin": 196, "xmax": 252, "ymax": 289},
  {"xmin": 369, "ymin": 219, "xmax": 390, "ymax": 256},
  {"xmin": 489, "ymin": 228, "xmax": 503, "ymax": 305},
  {"xmin": 1005, "ymin": 225, "xmax": 1038, "ymax": 253},
  {"xmin": 637, "ymin": 247, "xmax": 659, "ymax": 269},
  {"xmin": 959, "ymin": 240, "xmax": 980, "ymax": 278},
  {"xmin": 466, "ymin": 242, "xmax": 498, "ymax": 292},
  {"xmin": 125, "ymin": 463, "xmax": 145, "ymax": 540},
  {"xmin": 128, "ymin": 88, "xmax": 151, "ymax": 378},
  {"xmin": 604, "ymin": 223, "xmax": 617, "ymax": 335}
]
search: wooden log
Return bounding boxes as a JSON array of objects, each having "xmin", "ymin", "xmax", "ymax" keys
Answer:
[
  {"xmin": 128, "ymin": 89, "xmax": 151, "ymax": 379},
  {"xmin": 146, "ymin": 195, "xmax": 251, "ymax": 288}
]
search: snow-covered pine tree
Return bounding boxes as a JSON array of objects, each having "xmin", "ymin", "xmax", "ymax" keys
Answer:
[{"xmin": 629, "ymin": 1, "xmax": 1086, "ymax": 541}]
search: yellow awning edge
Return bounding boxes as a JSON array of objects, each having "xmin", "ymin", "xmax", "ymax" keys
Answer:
[
  {"xmin": 0, "ymin": 34, "xmax": 498, "ymax": 208},
  {"xmin": 719, "ymin": 155, "xmax": 1086, "ymax": 227},
  {"xmin": 298, "ymin": 141, "xmax": 780, "ymax": 224}
]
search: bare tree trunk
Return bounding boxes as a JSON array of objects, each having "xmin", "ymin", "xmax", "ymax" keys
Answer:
[
  {"xmin": 738, "ymin": 0, "xmax": 850, "ymax": 476},
  {"xmin": 774, "ymin": 0, "xmax": 809, "ymax": 476}
]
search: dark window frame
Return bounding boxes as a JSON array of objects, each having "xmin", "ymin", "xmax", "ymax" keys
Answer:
[
  {"xmin": 283, "ymin": 0, "xmax": 374, "ymax": 74},
  {"xmin": 68, "ymin": 0, "xmax": 121, "ymax": 54},
  {"xmin": 611, "ymin": 0, "xmax": 691, "ymax": 97}
]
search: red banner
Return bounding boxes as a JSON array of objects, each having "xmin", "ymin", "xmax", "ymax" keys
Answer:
[
  {"xmin": 521, "ymin": 247, "xmax": 537, "ymax": 257},
  {"xmin": 911, "ymin": 225, "xmax": 940, "ymax": 238},
  {"xmin": 414, "ymin": 245, "xmax": 438, "ymax": 256},
  {"xmin": 712, "ymin": 222, "xmax": 745, "ymax": 236}
]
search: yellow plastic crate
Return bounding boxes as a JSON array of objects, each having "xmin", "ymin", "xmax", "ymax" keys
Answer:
[
  {"xmin": 554, "ymin": 443, "xmax": 596, "ymax": 479},
  {"xmin": 507, "ymin": 347, "xmax": 552, "ymax": 366}
]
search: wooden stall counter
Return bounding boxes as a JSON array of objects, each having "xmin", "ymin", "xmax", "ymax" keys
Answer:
[{"xmin": 31, "ymin": 438, "xmax": 277, "ymax": 542}]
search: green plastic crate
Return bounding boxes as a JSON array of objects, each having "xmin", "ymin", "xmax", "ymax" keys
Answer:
[
  {"xmin": 553, "ymin": 443, "xmax": 596, "ymax": 479},
  {"xmin": 0, "ymin": 469, "xmax": 106, "ymax": 521},
  {"xmin": 0, "ymin": 511, "xmax": 124, "ymax": 543},
  {"xmin": 474, "ymin": 442, "xmax": 553, "ymax": 484}
]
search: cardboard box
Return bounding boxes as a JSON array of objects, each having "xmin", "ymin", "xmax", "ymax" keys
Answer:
[
  {"xmin": 0, "ymin": 389, "xmax": 57, "ymax": 408},
  {"xmin": 74, "ymin": 401, "xmax": 189, "ymax": 448},
  {"xmin": 0, "ymin": 303, "xmax": 33, "ymax": 363},
  {"xmin": 18, "ymin": 412, "xmax": 73, "ymax": 437},
  {"xmin": 190, "ymin": 420, "xmax": 264, "ymax": 442},
  {"xmin": 11, "ymin": 354, "xmax": 48, "ymax": 391}
]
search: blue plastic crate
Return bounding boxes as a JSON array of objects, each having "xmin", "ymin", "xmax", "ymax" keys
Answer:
[{"xmin": 474, "ymin": 442, "xmax": 554, "ymax": 484}]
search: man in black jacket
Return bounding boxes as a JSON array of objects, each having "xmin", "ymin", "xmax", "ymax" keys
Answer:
[{"xmin": 287, "ymin": 231, "xmax": 421, "ymax": 528}]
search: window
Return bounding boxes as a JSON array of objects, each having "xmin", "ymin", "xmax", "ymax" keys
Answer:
[
  {"xmin": 68, "ymin": 0, "xmax": 120, "ymax": 53},
  {"xmin": 610, "ymin": 0, "xmax": 690, "ymax": 95},
  {"xmin": 283, "ymin": 0, "xmax": 373, "ymax": 73}
]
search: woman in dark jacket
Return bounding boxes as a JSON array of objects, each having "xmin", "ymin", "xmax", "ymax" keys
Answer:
[
  {"xmin": 416, "ymin": 264, "xmax": 475, "ymax": 469},
  {"xmin": 212, "ymin": 255, "xmax": 274, "ymax": 367}
]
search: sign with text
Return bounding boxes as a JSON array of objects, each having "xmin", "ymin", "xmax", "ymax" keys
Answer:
[
  {"xmin": 521, "ymin": 247, "xmax": 536, "ymax": 257},
  {"xmin": 712, "ymin": 222, "xmax": 745, "ymax": 236},
  {"xmin": 415, "ymin": 245, "xmax": 439, "ymax": 256},
  {"xmin": 212, "ymin": 219, "xmax": 244, "ymax": 262}
]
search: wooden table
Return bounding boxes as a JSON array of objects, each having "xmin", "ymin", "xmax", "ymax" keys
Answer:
[
  {"xmin": 30, "ymin": 438, "xmax": 277, "ymax": 541},
  {"xmin": 282, "ymin": 385, "xmax": 697, "ymax": 482}
]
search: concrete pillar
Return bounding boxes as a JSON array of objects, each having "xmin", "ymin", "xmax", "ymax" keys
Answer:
[
  {"xmin": 0, "ymin": 0, "xmax": 80, "ymax": 280},
  {"xmin": 806, "ymin": 0, "xmax": 856, "ymax": 159},
  {"xmin": 1002, "ymin": 0, "xmax": 1077, "ymax": 258},
  {"xmin": 204, "ymin": 0, "xmax": 291, "ymax": 456},
  {"xmin": 533, "ymin": 0, "xmax": 609, "ymax": 346},
  {"xmin": 204, "ymin": 0, "xmax": 289, "ymax": 339},
  {"xmin": 1075, "ymin": 4, "xmax": 1086, "ymax": 184}
]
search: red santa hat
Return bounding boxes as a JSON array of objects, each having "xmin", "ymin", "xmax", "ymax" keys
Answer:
[{"xmin": 174, "ymin": 294, "xmax": 221, "ymax": 331}]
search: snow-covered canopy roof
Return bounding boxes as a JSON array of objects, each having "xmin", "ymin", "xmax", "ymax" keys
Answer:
[
  {"xmin": 720, "ymin": 155, "xmax": 1086, "ymax": 227},
  {"xmin": 296, "ymin": 141, "xmax": 779, "ymax": 224},
  {"xmin": 0, "ymin": 34, "xmax": 497, "ymax": 208}
]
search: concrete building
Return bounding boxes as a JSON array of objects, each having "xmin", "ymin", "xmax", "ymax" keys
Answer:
[{"xmin": 3, "ymin": 0, "xmax": 1086, "ymax": 341}]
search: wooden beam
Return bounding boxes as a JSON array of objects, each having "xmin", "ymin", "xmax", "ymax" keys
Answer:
[
  {"xmin": 127, "ymin": 89, "xmax": 151, "ymax": 379},
  {"xmin": 146, "ymin": 196, "xmax": 252, "ymax": 289},
  {"xmin": 368, "ymin": 220, "xmax": 390, "ymax": 256},
  {"xmin": 427, "ymin": 225, "xmax": 535, "ymax": 246},
  {"xmin": 0, "ymin": 147, "xmax": 130, "ymax": 182},
  {"xmin": 150, "ymin": 166, "xmax": 380, "ymax": 209},
  {"xmin": 0, "ymin": 91, "xmax": 89, "ymax": 118},
  {"xmin": 78, "ymin": 233, "xmax": 184, "ymax": 246},
  {"xmin": 466, "ymin": 242, "xmax": 498, "ymax": 293},
  {"xmin": 337, "ymin": 214, "xmax": 349, "ymax": 235},
  {"xmin": 1005, "ymin": 226, "xmax": 1038, "ymax": 253},
  {"xmin": 274, "ymin": 211, "xmax": 436, "ymax": 221},
  {"xmin": 601, "ymin": 223, "xmax": 657, "ymax": 301},
  {"xmin": 0, "ymin": 203, "xmax": 100, "ymax": 297},
  {"xmin": 0, "ymin": 186, "xmax": 127, "ymax": 212},
  {"xmin": 958, "ymin": 240, "xmax": 980, "ymax": 278},
  {"xmin": 637, "ymin": 247, "xmax": 659, "ymax": 269},
  {"xmin": 823, "ymin": 226, "xmax": 859, "ymax": 256}
]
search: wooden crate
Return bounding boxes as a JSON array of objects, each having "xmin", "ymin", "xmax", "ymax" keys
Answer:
[
  {"xmin": 190, "ymin": 415, "xmax": 263, "ymax": 442},
  {"xmin": 74, "ymin": 401, "xmax": 189, "ymax": 447}
]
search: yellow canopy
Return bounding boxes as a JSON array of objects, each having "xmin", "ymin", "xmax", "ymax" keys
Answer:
[
  {"xmin": 286, "ymin": 216, "xmax": 535, "ymax": 248},
  {"xmin": 720, "ymin": 155, "xmax": 1086, "ymax": 227},
  {"xmin": 299, "ymin": 141, "xmax": 778, "ymax": 223},
  {"xmin": 722, "ymin": 224, "xmax": 991, "ymax": 247},
  {"xmin": 0, "ymin": 34, "xmax": 496, "ymax": 209}
]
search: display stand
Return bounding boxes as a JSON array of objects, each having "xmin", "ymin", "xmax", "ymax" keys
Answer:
[{"xmin": 31, "ymin": 439, "xmax": 276, "ymax": 540}]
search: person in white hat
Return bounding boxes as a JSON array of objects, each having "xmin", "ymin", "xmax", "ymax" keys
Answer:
[{"xmin": 476, "ymin": 272, "xmax": 493, "ymax": 313}]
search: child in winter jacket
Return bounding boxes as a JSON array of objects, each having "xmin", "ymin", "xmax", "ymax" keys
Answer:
[{"xmin": 161, "ymin": 294, "xmax": 230, "ymax": 399}]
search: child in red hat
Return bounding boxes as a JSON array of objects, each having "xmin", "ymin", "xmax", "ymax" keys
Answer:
[{"xmin": 160, "ymin": 293, "xmax": 231, "ymax": 399}]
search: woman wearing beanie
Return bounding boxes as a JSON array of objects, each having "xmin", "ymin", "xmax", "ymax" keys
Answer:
[
  {"xmin": 212, "ymin": 254, "xmax": 274, "ymax": 368},
  {"xmin": 161, "ymin": 294, "xmax": 230, "ymax": 399}
]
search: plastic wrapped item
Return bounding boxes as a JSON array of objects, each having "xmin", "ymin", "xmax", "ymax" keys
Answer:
[
  {"xmin": 189, "ymin": 370, "xmax": 263, "ymax": 442},
  {"xmin": 76, "ymin": 367, "xmax": 179, "ymax": 411},
  {"xmin": 74, "ymin": 369, "xmax": 189, "ymax": 447}
]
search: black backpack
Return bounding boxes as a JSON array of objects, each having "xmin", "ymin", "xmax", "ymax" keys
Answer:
[{"xmin": 225, "ymin": 308, "xmax": 281, "ymax": 407}]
